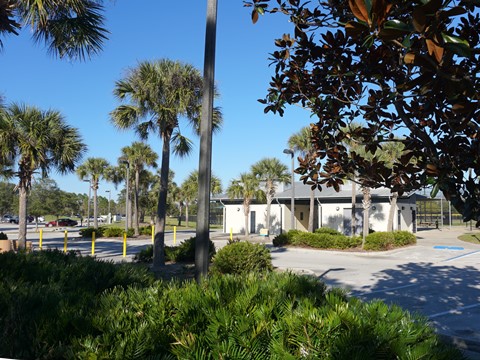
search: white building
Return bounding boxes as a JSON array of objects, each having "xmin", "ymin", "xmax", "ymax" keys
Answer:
[{"xmin": 215, "ymin": 181, "xmax": 417, "ymax": 236}]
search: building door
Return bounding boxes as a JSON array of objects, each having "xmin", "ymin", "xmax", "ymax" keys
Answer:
[
  {"xmin": 412, "ymin": 210, "xmax": 417, "ymax": 233},
  {"xmin": 250, "ymin": 211, "xmax": 256, "ymax": 234},
  {"xmin": 397, "ymin": 210, "xmax": 402, "ymax": 230}
]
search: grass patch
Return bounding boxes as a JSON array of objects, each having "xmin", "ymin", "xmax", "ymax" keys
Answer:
[{"xmin": 458, "ymin": 233, "xmax": 480, "ymax": 244}]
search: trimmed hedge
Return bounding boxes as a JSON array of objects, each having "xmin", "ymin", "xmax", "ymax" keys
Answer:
[
  {"xmin": 79, "ymin": 226, "xmax": 134, "ymax": 238},
  {"xmin": 273, "ymin": 229, "xmax": 416, "ymax": 251}
]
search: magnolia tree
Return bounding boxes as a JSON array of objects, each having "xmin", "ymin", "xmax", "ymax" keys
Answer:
[{"xmin": 246, "ymin": 0, "xmax": 480, "ymax": 224}]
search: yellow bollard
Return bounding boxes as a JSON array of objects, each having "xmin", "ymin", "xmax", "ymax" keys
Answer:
[
  {"xmin": 63, "ymin": 230, "xmax": 68, "ymax": 253},
  {"xmin": 91, "ymin": 231, "xmax": 96, "ymax": 255},
  {"xmin": 151, "ymin": 225, "xmax": 154, "ymax": 244},
  {"xmin": 174, "ymin": 226, "xmax": 177, "ymax": 245},
  {"xmin": 230, "ymin": 228, "xmax": 233, "ymax": 241},
  {"xmin": 39, "ymin": 229, "xmax": 43, "ymax": 250},
  {"xmin": 123, "ymin": 232, "xmax": 127, "ymax": 258}
]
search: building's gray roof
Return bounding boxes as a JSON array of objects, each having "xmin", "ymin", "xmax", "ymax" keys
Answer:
[{"xmin": 214, "ymin": 181, "xmax": 416, "ymax": 202}]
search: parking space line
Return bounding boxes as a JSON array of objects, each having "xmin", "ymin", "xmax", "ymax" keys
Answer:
[
  {"xmin": 428, "ymin": 303, "xmax": 480, "ymax": 319},
  {"xmin": 442, "ymin": 250, "xmax": 480, "ymax": 263}
]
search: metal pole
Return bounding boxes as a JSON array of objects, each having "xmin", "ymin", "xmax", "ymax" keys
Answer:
[
  {"xmin": 125, "ymin": 164, "xmax": 129, "ymax": 233},
  {"xmin": 106, "ymin": 190, "xmax": 111, "ymax": 224},
  {"xmin": 283, "ymin": 149, "xmax": 295, "ymax": 230},
  {"xmin": 195, "ymin": 0, "xmax": 218, "ymax": 282}
]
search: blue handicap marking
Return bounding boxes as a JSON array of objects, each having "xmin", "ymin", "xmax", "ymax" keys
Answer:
[{"xmin": 433, "ymin": 245, "xmax": 464, "ymax": 250}]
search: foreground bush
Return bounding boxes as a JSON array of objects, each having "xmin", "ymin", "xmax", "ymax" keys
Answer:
[
  {"xmin": 0, "ymin": 250, "xmax": 464, "ymax": 360},
  {"xmin": 0, "ymin": 250, "xmax": 154, "ymax": 359},
  {"xmin": 210, "ymin": 241, "xmax": 273, "ymax": 275},
  {"xmin": 364, "ymin": 231, "xmax": 416, "ymax": 251},
  {"xmin": 72, "ymin": 272, "xmax": 463, "ymax": 359}
]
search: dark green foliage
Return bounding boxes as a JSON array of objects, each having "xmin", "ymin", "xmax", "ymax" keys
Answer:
[
  {"xmin": 315, "ymin": 227, "xmax": 342, "ymax": 235},
  {"xmin": 364, "ymin": 232, "xmax": 396, "ymax": 251},
  {"xmin": 139, "ymin": 225, "xmax": 153, "ymax": 235},
  {"xmin": 133, "ymin": 237, "xmax": 216, "ymax": 263},
  {"xmin": 274, "ymin": 229, "xmax": 415, "ymax": 251},
  {"xmin": 392, "ymin": 231, "xmax": 417, "ymax": 247},
  {"xmin": 70, "ymin": 272, "xmax": 463, "ymax": 359},
  {"xmin": 0, "ymin": 251, "xmax": 463, "ymax": 359},
  {"xmin": 273, "ymin": 229, "xmax": 361, "ymax": 249},
  {"xmin": 210, "ymin": 241, "xmax": 273, "ymax": 275},
  {"xmin": 0, "ymin": 232, "xmax": 8, "ymax": 240},
  {"xmin": 80, "ymin": 226, "xmax": 134, "ymax": 238},
  {"xmin": 272, "ymin": 229, "xmax": 301, "ymax": 247},
  {"xmin": 0, "ymin": 250, "xmax": 154, "ymax": 359}
]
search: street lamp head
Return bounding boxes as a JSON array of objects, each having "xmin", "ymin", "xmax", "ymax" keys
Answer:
[
  {"xmin": 283, "ymin": 148, "xmax": 294, "ymax": 157},
  {"xmin": 83, "ymin": 178, "xmax": 90, "ymax": 183},
  {"xmin": 121, "ymin": 160, "xmax": 129, "ymax": 167}
]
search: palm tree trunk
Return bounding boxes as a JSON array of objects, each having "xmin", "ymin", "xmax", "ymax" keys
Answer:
[
  {"xmin": 93, "ymin": 187, "xmax": 98, "ymax": 229},
  {"xmin": 185, "ymin": 203, "xmax": 189, "ymax": 228},
  {"xmin": 361, "ymin": 187, "xmax": 371, "ymax": 249},
  {"xmin": 266, "ymin": 194, "xmax": 272, "ymax": 234},
  {"xmin": 308, "ymin": 188, "xmax": 314, "ymax": 232},
  {"xmin": 133, "ymin": 169, "xmax": 140, "ymax": 236},
  {"xmin": 17, "ymin": 185, "xmax": 28, "ymax": 249},
  {"xmin": 244, "ymin": 200, "xmax": 250, "ymax": 238},
  {"xmin": 387, "ymin": 192, "xmax": 398, "ymax": 232},
  {"xmin": 153, "ymin": 131, "xmax": 171, "ymax": 269}
]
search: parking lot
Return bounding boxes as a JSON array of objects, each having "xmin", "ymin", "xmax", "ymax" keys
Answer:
[{"xmin": 2, "ymin": 223, "xmax": 479, "ymax": 357}]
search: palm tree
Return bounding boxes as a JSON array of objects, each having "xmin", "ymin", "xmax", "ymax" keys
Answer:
[
  {"xmin": 0, "ymin": 103, "xmax": 86, "ymax": 248},
  {"xmin": 1, "ymin": 0, "xmax": 108, "ymax": 60},
  {"xmin": 110, "ymin": 59, "xmax": 222, "ymax": 268},
  {"xmin": 377, "ymin": 141, "xmax": 406, "ymax": 232},
  {"xmin": 251, "ymin": 158, "xmax": 290, "ymax": 234},
  {"xmin": 120, "ymin": 142, "xmax": 158, "ymax": 235},
  {"xmin": 227, "ymin": 172, "xmax": 265, "ymax": 238},
  {"xmin": 288, "ymin": 126, "xmax": 316, "ymax": 232},
  {"xmin": 76, "ymin": 157, "xmax": 111, "ymax": 230},
  {"xmin": 180, "ymin": 170, "xmax": 222, "ymax": 227}
]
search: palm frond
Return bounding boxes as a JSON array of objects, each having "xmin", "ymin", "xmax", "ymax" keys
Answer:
[{"xmin": 171, "ymin": 131, "xmax": 193, "ymax": 158}]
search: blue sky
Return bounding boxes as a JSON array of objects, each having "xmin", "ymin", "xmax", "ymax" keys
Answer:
[{"xmin": 1, "ymin": 1, "xmax": 311, "ymax": 200}]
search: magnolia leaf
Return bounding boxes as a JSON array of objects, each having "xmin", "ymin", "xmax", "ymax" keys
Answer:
[
  {"xmin": 252, "ymin": 9, "xmax": 259, "ymax": 24},
  {"xmin": 345, "ymin": 21, "xmax": 368, "ymax": 38},
  {"xmin": 348, "ymin": 0, "xmax": 369, "ymax": 24},
  {"xmin": 404, "ymin": 52, "xmax": 416, "ymax": 64},
  {"xmin": 383, "ymin": 19, "xmax": 411, "ymax": 32},
  {"xmin": 426, "ymin": 39, "xmax": 444, "ymax": 63},
  {"xmin": 430, "ymin": 182, "xmax": 440, "ymax": 198},
  {"xmin": 442, "ymin": 33, "xmax": 471, "ymax": 57}
]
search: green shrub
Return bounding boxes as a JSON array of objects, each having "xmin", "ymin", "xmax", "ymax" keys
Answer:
[
  {"xmin": 393, "ymin": 231, "xmax": 417, "ymax": 246},
  {"xmin": 70, "ymin": 272, "xmax": 463, "ymax": 360},
  {"xmin": 364, "ymin": 232, "xmax": 395, "ymax": 250},
  {"xmin": 315, "ymin": 227, "xmax": 342, "ymax": 235},
  {"xmin": 210, "ymin": 241, "xmax": 273, "ymax": 275},
  {"xmin": 80, "ymin": 226, "xmax": 134, "ymax": 238},
  {"xmin": 134, "ymin": 237, "xmax": 216, "ymax": 263},
  {"xmin": 79, "ymin": 226, "xmax": 105, "ymax": 238},
  {"xmin": 272, "ymin": 229, "xmax": 302, "ymax": 247},
  {"xmin": 272, "ymin": 232, "xmax": 289, "ymax": 246},
  {"xmin": 0, "ymin": 232, "xmax": 8, "ymax": 240},
  {"xmin": 139, "ymin": 225, "xmax": 153, "ymax": 235}
]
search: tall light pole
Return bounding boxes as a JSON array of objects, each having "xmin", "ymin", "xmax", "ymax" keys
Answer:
[
  {"xmin": 283, "ymin": 149, "xmax": 295, "ymax": 230},
  {"xmin": 83, "ymin": 179, "xmax": 91, "ymax": 227},
  {"xmin": 105, "ymin": 190, "xmax": 111, "ymax": 224},
  {"xmin": 196, "ymin": 0, "xmax": 218, "ymax": 281},
  {"xmin": 122, "ymin": 161, "xmax": 130, "ymax": 233}
]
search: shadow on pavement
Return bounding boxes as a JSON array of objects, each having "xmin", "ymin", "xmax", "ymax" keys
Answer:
[{"xmin": 323, "ymin": 262, "xmax": 480, "ymax": 358}]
